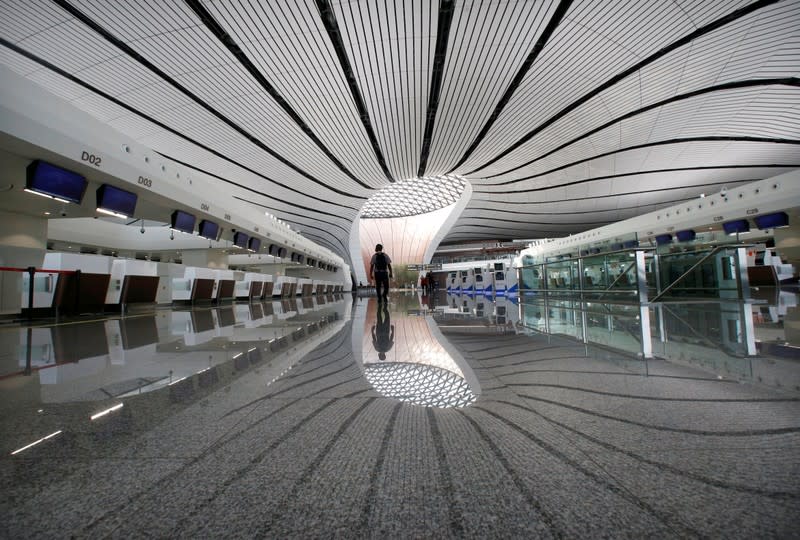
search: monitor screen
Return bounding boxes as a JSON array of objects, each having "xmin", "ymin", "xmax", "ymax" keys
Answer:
[
  {"xmin": 655, "ymin": 234, "xmax": 672, "ymax": 245},
  {"xmin": 248, "ymin": 237, "xmax": 261, "ymax": 252},
  {"xmin": 198, "ymin": 219, "xmax": 220, "ymax": 240},
  {"xmin": 233, "ymin": 232, "xmax": 249, "ymax": 248},
  {"xmin": 26, "ymin": 160, "xmax": 87, "ymax": 204},
  {"xmin": 723, "ymin": 219, "xmax": 750, "ymax": 235},
  {"xmin": 171, "ymin": 210, "xmax": 196, "ymax": 234},
  {"xmin": 754, "ymin": 212, "xmax": 789, "ymax": 230},
  {"xmin": 675, "ymin": 229, "xmax": 696, "ymax": 242},
  {"xmin": 96, "ymin": 184, "xmax": 137, "ymax": 217}
]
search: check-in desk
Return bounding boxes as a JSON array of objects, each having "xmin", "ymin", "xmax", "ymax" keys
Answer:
[
  {"xmin": 298, "ymin": 278, "xmax": 313, "ymax": 297},
  {"xmin": 107, "ymin": 259, "xmax": 159, "ymax": 308},
  {"xmin": 214, "ymin": 269, "xmax": 238, "ymax": 302}
]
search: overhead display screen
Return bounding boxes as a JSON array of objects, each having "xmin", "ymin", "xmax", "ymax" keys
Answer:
[{"xmin": 25, "ymin": 160, "xmax": 87, "ymax": 204}]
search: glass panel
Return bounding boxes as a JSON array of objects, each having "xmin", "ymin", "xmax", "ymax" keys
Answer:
[
  {"xmin": 652, "ymin": 247, "xmax": 743, "ymax": 300},
  {"xmin": 650, "ymin": 302, "xmax": 754, "ymax": 378}
]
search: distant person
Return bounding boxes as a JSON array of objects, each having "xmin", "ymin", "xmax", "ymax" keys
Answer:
[
  {"xmin": 420, "ymin": 274, "xmax": 428, "ymax": 294},
  {"xmin": 372, "ymin": 302, "xmax": 394, "ymax": 360},
  {"xmin": 424, "ymin": 272, "xmax": 434, "ymax": 294},
  {"xmin": 369, "ymin": 243, "xmax": 392, "ymax": 302}
]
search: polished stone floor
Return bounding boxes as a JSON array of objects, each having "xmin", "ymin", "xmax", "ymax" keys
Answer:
[{"xmin": 1, "ymin": 292, "xmax": 798, "ymax": 538}]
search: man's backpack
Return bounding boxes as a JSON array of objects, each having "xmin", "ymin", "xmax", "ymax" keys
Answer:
[{"xmin": 374, "ymin": 252, "xmax": 388, "ymax": 271}]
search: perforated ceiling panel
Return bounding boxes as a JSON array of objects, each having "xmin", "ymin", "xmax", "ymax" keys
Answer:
[{"xmin": 0, "ymin": 0, "xmax": 798, "ymax": 260}]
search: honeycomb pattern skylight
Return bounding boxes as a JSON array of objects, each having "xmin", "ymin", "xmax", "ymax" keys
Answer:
[
  {"xmin": 360, "ymin": 175, "xmax": 467, "ymax": 218},
  {"xmin": 364, "ymin": 362, "xmax": 476, "ymax": 408}
]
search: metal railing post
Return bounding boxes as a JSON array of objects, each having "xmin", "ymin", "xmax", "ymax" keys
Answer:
[
  {"xmin": 26, "ymin": 266, "xmax": 35, "ymax": 321},
  {"xmin": 635, "ymin": 251, "xmax": 653, "ymax": 358}
]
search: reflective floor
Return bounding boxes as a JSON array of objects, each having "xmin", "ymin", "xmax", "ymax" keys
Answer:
[{"xmin": 1, "ymin": 292, "xmax": 799, "ymax": 537}]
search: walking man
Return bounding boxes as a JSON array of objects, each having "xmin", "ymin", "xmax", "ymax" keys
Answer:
[{"xmin": 369, "ymin": 244, "xmax": 393, "ymax": 302}]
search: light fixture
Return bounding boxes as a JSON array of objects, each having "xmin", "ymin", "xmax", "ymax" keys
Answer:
[
  {"xmin": 90, "ymin": 403, "xmax": 123, "ymax": 421},
  {"xmin": 10, "ymin": 430, "xmax": 62, "ymax": 455}
]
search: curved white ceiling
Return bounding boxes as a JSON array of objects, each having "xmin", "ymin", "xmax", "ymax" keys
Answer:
[{"xmin": 0, "ymin": 0, "xmax": 798, "ymax": 266}]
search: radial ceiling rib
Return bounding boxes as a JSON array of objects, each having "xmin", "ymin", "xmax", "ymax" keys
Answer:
[
  {"xmin": 473, "ymin": 164, "xmax": 800, "ymax": 195},
  {"xmin": 183, "ymin": 0, "xmax": 372, "ymax": 191},
  {"xmin": 232, "ymin": 196, "xmax": 353, "ymax": 238},
  {"xmin": 472, "ymin": 77, "xmax": 800, "ymax": 184},
  {"xmin": 165, "ymin": 154, "xmax": 358, "ymax": 222},
  {"xmin": 416, "ymin": 0, "xmax": 455, "ymax": 178},
  {"xmin": 50, "ymin": 0, "xmax": 363, "ymax": 200},
  {"xmin": 0, "ymin": 36, "xmax": 363, "ymax": 213},
  {"xmin": 467, "ymin": 178, "xmax": 757, "ymax": 207},
  {"xmin": 315, "ymin": 0, "xmax": 395, "ymax": 183},
  {"xmin": 446, "ymin": 0, "xmax": 573, "ymax": 175},
  {"xmin": 464, "ymin": 196, "xmax": 699, "ymax": 216},
  {"xmin": 480, "ymin": 136, "xmax": 800, "ymax": 186},
  {"xmin": 461, "ymin": 0, "xmax": 783, "ymax": 177}
]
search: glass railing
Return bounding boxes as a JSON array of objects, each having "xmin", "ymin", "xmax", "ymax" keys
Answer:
[
  {"xmin": 519, "ymin": 245, "xmax": 751, "ymax": 302},
  {"xmin": 522, "ymin": 299, "xmax": 645, "ymax": 358}
]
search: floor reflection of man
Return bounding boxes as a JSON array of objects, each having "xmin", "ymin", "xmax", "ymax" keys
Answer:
[{"xmin": 372, "ymin": 303, "xmax": 394, "ymax": 360}]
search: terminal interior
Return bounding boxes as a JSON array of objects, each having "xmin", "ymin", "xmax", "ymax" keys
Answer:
[{"xmin": 1, "ymin": 1, "xmax": 799, "ymax": 537}]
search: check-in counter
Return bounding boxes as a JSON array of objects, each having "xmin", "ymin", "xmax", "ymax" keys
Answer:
[
  {"xmin": 156, "ymin": 262, "xmax": 185, "ymax": 305},
  {"xmin": 313, "ymin": 280, "xmax": 324, "ymax": 296},
  {"xmin": 24, "ymin": 252, "xmax": 113, "ymax": 312},
  {"xmin": 214, "ymin": 269, "xmax": 238, "ymax": 302},
  {"xmin": 276, "ymin": 276, "xmax": 297, "ymax": 297},
  {"xmin": 107, "ymin": 259, "xmax": 159, "ymax": 307},
  {"xmin": 273, "ymin": 275, "xmax": 288, "ymax": 297},
  {"xmin": 298, "ymin": 278, "xmax": 313, "ymax": 297},
  {"xmin": 260, "ymin": 277, "xmax": 275, "ymax": 299},
  {"xmin": 173, "ymin": 266, "xmax": 216, "ymax": 303},
  {"xmin": 235, "ymin": 272, "xmax": 269, "ymax": 300}
]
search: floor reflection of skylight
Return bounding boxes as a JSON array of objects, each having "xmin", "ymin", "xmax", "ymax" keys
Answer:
[
  {"xmin": 361, "ymin": 298, "xmax": 478, "ymax": 408},
  {"xmin": 364, "ymin": 362, "xmax": 476, "ymax": 408}
]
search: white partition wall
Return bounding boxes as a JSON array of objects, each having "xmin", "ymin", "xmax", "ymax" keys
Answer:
[{"xmin": 106, "ymin": 259, "xmax": 158, "ymax": 305}]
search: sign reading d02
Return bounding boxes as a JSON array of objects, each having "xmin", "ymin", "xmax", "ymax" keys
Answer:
[{"xmin": 81, "ymin": 150, "xmax": 102, "ymax": 167}]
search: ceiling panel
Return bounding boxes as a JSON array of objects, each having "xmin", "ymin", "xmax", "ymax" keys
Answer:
[{"xmin": 0, "ymin": 0, "xmax": 797, "ymax": 260}]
